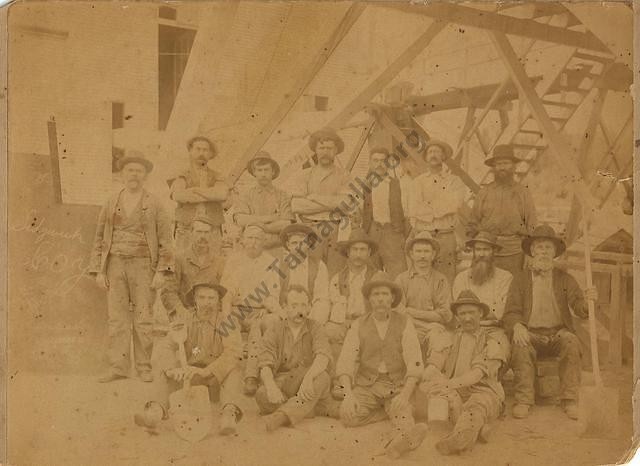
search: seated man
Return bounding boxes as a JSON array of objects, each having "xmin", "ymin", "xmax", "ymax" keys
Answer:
[
  {"xmin": 256, "ymin": 285, "xmax": 334, "ymax": 431},
  {"xmin": 396, "ymin": 231, "xmax": 453, "ymax": 370},
  {"xmin": 420, "ymin": 290, "xmax": 505, "ymax": 455},
  {"xmin": 337, "ymin": 271, "xmax": 428, "ymax": 459},
  {"xmin": 504, "ymin": 225, "xmax": 597, "ymax": 420},
  {"xmin": 135, "ymin": 281, "xmax": 247, "ymax": 436}
]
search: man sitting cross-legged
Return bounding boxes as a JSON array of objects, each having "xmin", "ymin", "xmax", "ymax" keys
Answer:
[
  {"xmin": 256, "ymin": 285, "xmax": 336, "ymax": 431},
  {"xmin": 337, "ymin": 271, "xmax": 428, "ymax": 459},
  {"xmin": 134, "ymin": 281, "xmax": 248, "ymax": 436},
  {"xmin": 419, "ymin": 290, "xmax": 505, "ymax": 455}
]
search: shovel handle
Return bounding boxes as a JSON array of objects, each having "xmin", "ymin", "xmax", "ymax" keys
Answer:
[{"xmin": 582, "ymin": 220, "xmax": 603, "ymax": 388}]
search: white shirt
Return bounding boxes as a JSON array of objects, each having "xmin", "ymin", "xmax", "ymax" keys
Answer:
[
  {"xmin": 328, "ymin": 267, "xmax": 368, "ymax": 323},
  {"xmin": 452, "ymin": 267, "xmax": 513, "ymax": 320},
  {"xmin": 287, "ymin": 258, "xmax": 330, "ymax": 323},
  {"xmin": 371, "ymin": 178, "xmax": 391, "ymax": 224}
]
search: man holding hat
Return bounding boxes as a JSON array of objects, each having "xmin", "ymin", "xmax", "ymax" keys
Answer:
[
  {"xmin": 234, "ymin": 151, "xmax": 293, "ymax": 252},
  {"xmin": 267, "ymin": 223, "xmax": 330, "ymax": 323},
  {"xmin": 396, "ymin": 231, "xmax": 453, "ymax": 370},
  {"xmin": 135, "ymin": 281, "xmax": 248, "ymax": 436},
  {"xmin": 89, "ymin": 151, "xmax": 174, "ymax": 383},
  {"xmin": 453, "ymin": 231, "xmax": 513, "ymax": 365},
  {"xmin": 291, "ymin": 128, "xmax": 353, "ymax": 277},
  {"xmin": 504, "ymin": 225, "xmax": 598, "ymax": 420},
  {"xmin": 420, "ymin": 290, "xmax": 505, "ymax": 455},
  {"xmin": 468, "ymin": 144, "xmax": 537, "ymax": 276},
  {"xmin": 336, "ymin": 271, "xmax": 428, "ymax": 459},
  {"xmin": 408, "ymin": 138, "xmax": 467, "ymax": 283},
  {"xmin": 168, "ymin": 136, "xmax": 230, "ymax": 253}
]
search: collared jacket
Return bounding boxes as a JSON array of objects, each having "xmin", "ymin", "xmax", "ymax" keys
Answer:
[
  {"xmin": 502, "ymin": 267, "xmax": 588, "ymax": 334},
  {"xmin": 89, "ymin": 188, "xmax": 174, "ymax": 274}
]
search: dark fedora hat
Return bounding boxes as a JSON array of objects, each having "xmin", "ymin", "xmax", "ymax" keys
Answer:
[
  {"xmin": 279, "ymin": 223, "xmax": 318, "ymax": 247},
  {"xmin": 521, "ymin": 224, "xmax": 566, "ymax": 257},
  {"xmin": 308, "ymin": 128, "xmax": 345, "ymax": 154},
  {"xmin": 247, "ymin": 150, "xmax": 280, "ymax": 179},
  {"xmin": 337, "ymin": 229, "xmax": 379, "ymax": 257},
  {"xmin": 423, "ymin": 139, "xmax": 453, "ymax": 159},
  {"xmin": 450, "ymin": 290, "xmax": 490, "ymax": 318},
  {"xmin": 484, "ymin": 144, "xmax": 521, "ymax": 167},
  {"xmin": 465, "ymin": 231, "xmax": 502, "ymax": 251},
  {"xmin": 361, "ymin": 271, "xmax": 403, "ymax": 308},
  {"xmin": 118, "ymin": 150, "xmax": 154, "ymax": 173},
  {"xmin": 185, "ymin": 280, "xmax": 227, "ymax": 307}
]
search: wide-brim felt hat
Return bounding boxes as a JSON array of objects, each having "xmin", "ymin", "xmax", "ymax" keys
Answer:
[
  {"xmin": 450, "ymin": 290, "xmax": 490, "ymax": 318},
  {"xmin": 405, "ymin": 230, "xmax": 441, "ymax": 256},
  {"xmin": 118, "ymin": 151, "xmax": 154, "ymax": 173},
  {"xmin": 279, "ymin": 223, "xmax": 318, "ymax": 246},
  {"xmin": 361, "ymin": 271, "xmax": 403, "ymax": 308},
  {"xmin": 423, "ymin": 139, "xmax": 453, "ymax": 159},
  {"xmin": 337, "ymin": 229, "xmax": 379, "ymax": 257},
  {"xmin": 465, "ymin": 231, "xmax": 502, "ymax": 251},
  {"xmin": 521, "ymin": 224, "xmax": 566, "ymax": 258},
  {"xmin": 247, "ymin": 150, "xmax": 280, "ymax": 179},
  {"xmin": 185, "ymin": 280, "xmax": 227, "ymax": 307},
  {"xmin": 484, "ymin": 144, "xmax": 521, "ymax": 167},
  {"xmin": 308, "ymin": 128, "xmax": 344, "ymax": 154}
]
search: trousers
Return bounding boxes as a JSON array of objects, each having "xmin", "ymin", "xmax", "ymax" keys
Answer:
[{"xmin": 367, "ymin": 222, "xmax": 407, "ymax": 278}]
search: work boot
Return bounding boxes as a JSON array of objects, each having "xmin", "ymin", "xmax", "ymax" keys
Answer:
[
  {"xmin": 264, "ymin": 411, "xmax": 290, "ymax": 432},
  {"xmin": 478, "ymin": 423, "xmax": 492, "ymax": 443},
  {"xmin": 243, "ymin": 377, "xmax": 259, "ymax": 396},
  {"xmin": 561, "ymin": 400, "xmax": 579, "ymax": 420},
  {"xmin": 385, "ymin": 423, "xmax": 428, "ymax": 459},
  {"xmin": 219, "ymin": 406, "xmax": 239, "ymax": 436},
  {"xmin": 139, "ymin": 371, "xmax": 154, "ymax": 383},
  {"xmin": 512, "ymin": 403, "xmax": 530, "ymax": 419},
  {"xmin": 133, "ymin": 401, "xmax": 166, "ymax": 429},
  {"xmin": 98, "ymin": 371, "xmax": 126, "ymax": 383},
  {"xmin": 435, "ymin": 429, "xmax": 477, "ymax": 456}
]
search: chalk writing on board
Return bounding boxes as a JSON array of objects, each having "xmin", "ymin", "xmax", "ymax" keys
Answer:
[{"xmin": 11, "ymin": 209, "xmax": 85, "ymax": 244}]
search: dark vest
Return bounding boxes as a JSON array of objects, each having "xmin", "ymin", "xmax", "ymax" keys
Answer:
[
  {"xmin": 362, "ymin": 177, "xmax": 405, "ymax": 234},
  {"xmin": 356, "ymin": 311, "xmax": 407, "ymax": 386},
  {"xmin": 173, "ymin": 168, "xmax": 225, "ymax": 227},
  {"xmin": 337, "ymin": 266, "xmax": 376, "ymax": 297},
  {"xmin": 278, "ymin": 257, "xmax": 321, "ymax": 305}
]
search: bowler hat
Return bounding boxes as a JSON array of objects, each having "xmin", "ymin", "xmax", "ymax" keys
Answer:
[
  {"xmin": 247, "ymin": 150, "xmax": 280, "ymax": 179},
  {"xmin": 337, "ymin": 229, "xmax": 378, "ymax": 257},
  {"xmin": 279, "ymin": 223, "xmax": 318, "ymax": 247},
  {"xmin": 118, "ymin": 150, "xmax": 154, "ymax": 173},
  {"xmin": 521, "ymin": 224, "xmax": 566, "ymax": 258},
  {"xmin": 484, "ymin": 145, "xmax": 520, "ymax": 167},
  {"xmin": 361, "ymin": 271, "xmax": 403, "ymax": 308},
  {"xmin": 308, "ymin": 128, "xmax": 344, "ymax": 154},
  {"xmin": 405, "ymin": 230, "xmax": 440, "ymax": 256},
  {"xmin": 465, "ymin": 231, "xmax": 502, "ymax": 251},
  {"xmin": 185, "ymin": 280, "xmax": 227, "ymax": 307},
  {"xmin": 423, "ymin": 139, "xmax": 453, "ymax": 159},
  {"xmin": 450, "ymin": 290, "xmax": 490, "ymax": 318}
]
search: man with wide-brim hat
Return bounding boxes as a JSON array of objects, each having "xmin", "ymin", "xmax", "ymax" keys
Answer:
[
  {"xmin": 467, "ymin": 144, "xmax": 537, "ymax": 276},
  {"xmin": 291, "ymin": 127, "xmax": 352, "ymax": 277},
  {"xmin": 419, "ymin": 290, "xmax": 505, "ymax": 456},
  {"xmin": 234, "ymin": 150, "xmax": 292, "ymax": 253},
  {"xmin": 135, "ymin": 279, "xmax": 250, "ymax": 436},
  {"xmin": 89, "ymin": 150, "xmax": 174, "ymax": 384},
  {"xmin": 408, "ymin": 138, "xmax": 466, "ymax": 283},
  {"xmin": 504, "ymin": 224, "xmax": 598, "ymax": 421},
  {"xmin": 336, "ymin": 271, "xmax": 428, "ymax": 459},
  {"xmin": 396, "ymin": 231, "xmax": 453, "ymax": 370},
  {"xmin": 268, "ymin": 222, "xmax": 329, "ymax": 324},
  {"xmin": 168, "ymin": 135, "xmax": 229, "ymax": 253}
]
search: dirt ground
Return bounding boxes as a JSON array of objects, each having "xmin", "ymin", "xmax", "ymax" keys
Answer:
[{"xmin": 8, "ymin": 369, "xmax": 634, "ymax": 466}]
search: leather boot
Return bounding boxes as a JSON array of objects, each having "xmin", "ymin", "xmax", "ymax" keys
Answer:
[
  {"xmin": 219, "ymin": 405, "xmax": 239, "ymax": 436},
  {"xmin": 435, "ymin": 408, "xmax": 483, "ymax": 455},
  {"xmin": 243, "ymin": 377, "xmax": 259, "ymax": 396},
  {"xmin": 264, "ymin": 411, "xmax": 290, "ymax": 432},
  {"xmin": 385, "ymin": 423, "xmax": 428, "ymax": 459}
]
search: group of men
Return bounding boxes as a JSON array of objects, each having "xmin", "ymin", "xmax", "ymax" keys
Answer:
[{"xmin": 89, "ymin": 128, "xmax": 596, "ymax": 457}]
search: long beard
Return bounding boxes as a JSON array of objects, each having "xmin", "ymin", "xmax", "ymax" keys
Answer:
[
  {"xmin": 529, "ymin": 255, "xmax": 554, "ymax": 273},
  {"xmin": 470, "ymin": 257, "xmax": 495, "ymax": 285},
  {"xmin": 494, "ymin": 170, "xmax": 513, "ymax": 183}
]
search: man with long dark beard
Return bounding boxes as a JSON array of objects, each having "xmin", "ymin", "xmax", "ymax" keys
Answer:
[{"xmin": 453, "ymin": 231, "xmax": 512, "ymax": 366}]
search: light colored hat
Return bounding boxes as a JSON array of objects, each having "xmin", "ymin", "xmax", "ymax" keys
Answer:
[{"xmin": 247, "ymin": 150, "xmax": 280, "ymax": 179}]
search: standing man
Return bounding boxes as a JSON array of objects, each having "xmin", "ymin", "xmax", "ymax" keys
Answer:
[
  {"xmin": 362, "ymin": 147, "xmax": 409, "ymax": 278},
  {"xmin": 256, "ymin": 285, "xmax": 334, "ymax": 431},
  {"xmin": 409, "ymin": 139, "xmax": 467, "ymax": 283},
  {"xmin": 468, "ymin": 144, "xmax": 537, "ymax": 275},
  {"xmin": 396, "ymin": 231, "xmax": 453, "ymax": 371},
  {"xmin": 168, "ymin": 136, "xmax": 229, "ymax": 253},
  {"xmin": 453, "ymin": 231, "xmax": 513, "ymax": 366},
  {"xmin": 420, "ymin": 290, "xmax": 505, "ymax": 455},
  {"xmin": 89, "ymin": 152, "xmax": 174, "ymax": 383},
  {"xmin": 504, "ymin": 225, "xmax": 597, "ymax": 420},
  {"xmin": 234, "ymin": 151, "xmax": 293, "ymax": 254},
  {"xmin": 337, "ymin": 271, "xmax": 428, "ymax": 459},
  {"xmin": 291, "ymin": 128, "xmax": 353, "ymax": 277}
]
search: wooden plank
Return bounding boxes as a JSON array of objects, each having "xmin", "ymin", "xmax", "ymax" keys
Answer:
[
  {"xmin": 374, "ymin": 110, "xmax": 429, "ymax": 174},
  {"xmin": 47, "ymin": 119, "xmax": 63, "ymax": 204},
  {"xmin": 226, "ymin": 2, "xmax": 367, "ymax": 185},
  {"xmin": 389, "ymin": 3, "xmax": 611, "ymax": 53},
  {"xmin": 345, "ymin": 117, "xmax": 375, "ymax": 172},
  {"xmin": 607, "ymin": 265, "xmax": 623, "ymax": 367}
]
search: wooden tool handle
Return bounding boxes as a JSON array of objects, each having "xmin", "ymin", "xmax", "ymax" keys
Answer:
[{"xmin": 582, "ymin": 220, "xmax": 603, "ymax": 388}]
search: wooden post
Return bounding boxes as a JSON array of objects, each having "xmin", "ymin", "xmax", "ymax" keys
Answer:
[
  {"xmin": 607, "ymin": 262, "xmax": 623, "ymax": 368},
  {"xmin": 345, "ymin": 117, "xmax": 375, "ymax": 172},
  {"xmin": 47, "ymin": 118, "xmax": 63, "ymax": 203}
]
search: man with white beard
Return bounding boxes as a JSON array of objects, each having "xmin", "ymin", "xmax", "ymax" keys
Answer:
[{"xmin": 453, "ymin": 231, "xmax": 512, "ymax": 366}]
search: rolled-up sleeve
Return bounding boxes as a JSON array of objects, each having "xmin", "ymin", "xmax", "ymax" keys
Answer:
[
  {"xmin": 433, "ymin": 274, "xmax": 453, "ymax": 324},
  {"xmin": 257, "ymin": 322, "xmax": 281, "ymax": 371},
  {"xmin": 401, "ymin": 318, "xmax": 424, "ymax": 380},
  {"xmin": 335, "ymin": 320, "xmax": 360, "ymax": 380},
  {"xmin": 310, "ymin": 322, "xmax": 333, "ymax": 363}
]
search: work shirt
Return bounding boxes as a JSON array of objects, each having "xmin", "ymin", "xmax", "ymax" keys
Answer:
[
  {"xmin": 291, "ymin": 164, "xmax": 351, "ymax": 221},
  {"xmin": 169, "ymin": 167, "xmax": 226, "ymax": 228},
  {"xmin": 258, "ymin": 317, "xmax": 332, "ymax": 373},
  {"xmin": 110, "ymin": 193, "xmax": 150, "ymax": 257},
  {"xmin": 329, "ymin": 268, "xmax": 368, "ymax": 322},
  {"xmin": 221, "ymin": 251, "xmax": 280, "ymax": 308},
  {"xmin": 527, "ymin": 271, "xmax": 563, "ymax": 329},
  {"xmin": 452, "ymin": 267, "xmax": 513, "ymax": 321},
  {"xmin": 336, "ymin": 314, "xmax": 422, "ymax": 381},
  {"xmin": 468, "ymin": 180, "xmax": 537, "ymax": 256},
  {"xmin": 288, "ymin": 258, "xmax": 330, "ymax": 323},
  {"xmin": 371, "ymin": 178, "xmax": 392, "ymax": 224},
  {"xmin": 234, "ymin": 184, "xmax": 292, "ymax": 247},
  {"xmin": 396, "ymin": 266, "xmax": 453, "ymax": 329},
  {"xmin": 409, "ymin": 169, "xmax": 466, "ymax": 232}
]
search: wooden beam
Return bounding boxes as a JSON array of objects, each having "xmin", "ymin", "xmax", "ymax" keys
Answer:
[
  {"xmin": 608, "ymin": 264, "xmax": 623, "ymax": 368},
  {"xmin": 345, "ymin": 117, "xmax": 375, "ymax": 172},
  {"xmin": 389, "ymin": 3, "xmax": 611, "ymax": 53},
  {"xmin": 375, "ymin": 110, "xmax": 429, "ymax": 174},
  {"xmin": 47, "ymin": 119, "xmax": 63, "ymax": 204},
  {"xmin": 226, "ymin": 2, "xmax": 367, "ymax": 185}
]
